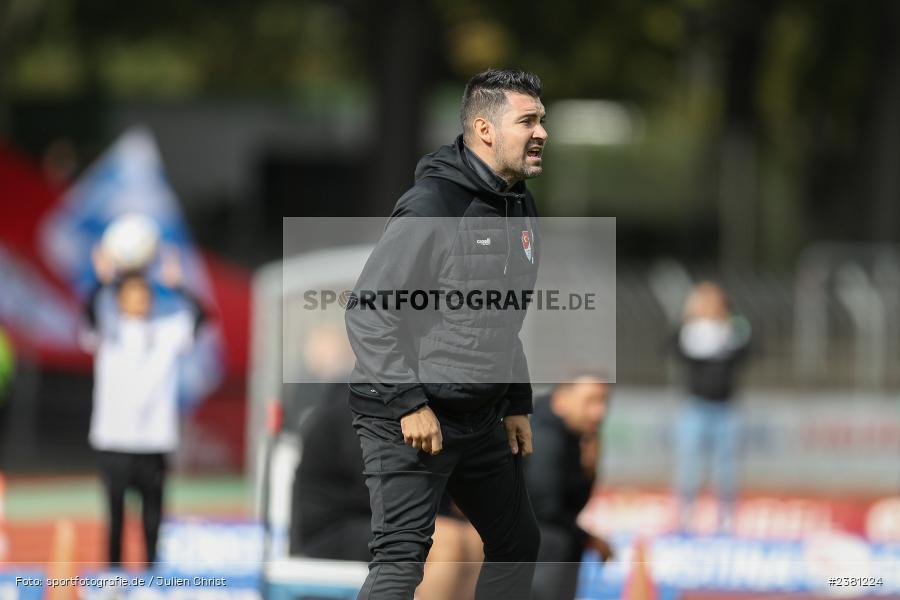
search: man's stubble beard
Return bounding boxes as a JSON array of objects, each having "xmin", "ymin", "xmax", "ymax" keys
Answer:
[
  {"xmin": 495, "ymin": 134, "xmax": 542, "ymax": 184},
  {"xmin": 523, "ymin": 162, "xmax": 543, "ymax": 179}
]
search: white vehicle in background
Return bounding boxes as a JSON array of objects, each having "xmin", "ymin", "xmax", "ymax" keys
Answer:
[{"xmin": 247, "ymin": 244, "xmax": 373, "ymax": 599}]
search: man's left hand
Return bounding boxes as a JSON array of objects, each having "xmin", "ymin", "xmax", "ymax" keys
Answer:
[{"xmin": 503, "ymin": 415, "xmax": 533, "ymax": 456}]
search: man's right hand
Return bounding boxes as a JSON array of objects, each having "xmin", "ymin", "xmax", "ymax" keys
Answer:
[{"xmin": 400, "ymin": 405, "xmax": 443, "ymax": 455}]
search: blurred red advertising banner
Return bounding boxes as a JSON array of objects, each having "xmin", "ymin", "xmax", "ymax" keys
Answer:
[{"xmin": 579, "ymin": 489, "xmax": 900, "ymax": 542}]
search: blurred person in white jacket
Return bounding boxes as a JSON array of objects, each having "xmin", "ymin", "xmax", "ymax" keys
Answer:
[{"xmin": 83, "ymin": 245, "xmax": 207, "ymax": 566}]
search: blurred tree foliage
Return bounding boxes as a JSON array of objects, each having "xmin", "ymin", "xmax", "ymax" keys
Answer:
[
  {"xmin": 0, "ymin": 0, "xmax": 362, "ymax": 98},
  {"xmin": 1, "ymin": 0, "xmax": 897, "ymax": 268}
]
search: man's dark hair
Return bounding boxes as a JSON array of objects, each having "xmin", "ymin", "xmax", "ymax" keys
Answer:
[
  {"xmin": 551, "ymin": 370, "xmax": 612, "ymax": 395},
  {"xmin": 460, "ymin": 68, "xmax": 543, "ymax": 142}
]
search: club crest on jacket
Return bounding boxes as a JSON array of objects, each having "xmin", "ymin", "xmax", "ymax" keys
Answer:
[{"xmin": 522, "ymin": 230, "xmax": 533, "ymax": 263}]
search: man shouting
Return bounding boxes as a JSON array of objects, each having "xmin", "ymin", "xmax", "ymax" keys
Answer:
[{"xmin": 345, "ymin": 69, "xmax": 548, "ymax": 599}]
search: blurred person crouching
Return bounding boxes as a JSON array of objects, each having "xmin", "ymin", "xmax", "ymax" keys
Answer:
[
  {"xmin": 672, "ymin": 281, "xmax": 751, "ymax": 532},
  {"xmin": 526, "ymin": 375, "xmax": 613, "ymax": 600},
  {"xmin": 83, "ymin": 245, "xmax": 207, "ymax": 566}
]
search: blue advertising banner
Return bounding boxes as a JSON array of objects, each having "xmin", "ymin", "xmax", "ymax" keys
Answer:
[
  {"xmin": 575, "ymin": 533, "xmax": 900, "ymax": 598},
  {"xmin": 77, "ymin": 571, "xmax": 262, "ymax": 599},
  {"xmin": 0, "ymin": 572, "xmax": 44, "ymax": 600}
]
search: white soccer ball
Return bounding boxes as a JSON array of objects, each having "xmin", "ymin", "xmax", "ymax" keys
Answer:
[{"xmin": 101, "ymin": 213, "xmax": 161, "ymax": 272}]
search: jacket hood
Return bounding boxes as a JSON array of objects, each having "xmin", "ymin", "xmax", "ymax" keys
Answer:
[{"xmin": 414, "ymin": 135, "xmax": 523, "ymax": 198}]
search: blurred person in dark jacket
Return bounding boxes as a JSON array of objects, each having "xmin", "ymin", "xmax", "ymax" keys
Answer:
[
  {"xmin": 289, "ymin": 325, "xmax": 369, "ymax": 560},
  {"xmin": 290, "ymin": 382, "xmax": 373, "ymax": 562},
  {"xmin": 672, "ymin": 281, "xmax": 751, "ymax": 532},
  {"xmin": 290, "ymin": 381, "xmax": 485, "ymax": 600},
  {"xmin": 84, "ymin": 245, "xmax": 207, "ymax": 566},
  {"xmin": 527, "ymin": 375, "xmax": 612, "ymax": 600}
]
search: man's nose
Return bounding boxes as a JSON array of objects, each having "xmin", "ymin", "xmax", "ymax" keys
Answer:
[{"xmin": 534, "ymin": 123, "xmax": 548, "ymax": 142}]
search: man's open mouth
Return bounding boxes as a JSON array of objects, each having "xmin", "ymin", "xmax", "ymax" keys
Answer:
[{"xmin": 527, "ymin": 147, "xmax": 543, "ymax": 158}]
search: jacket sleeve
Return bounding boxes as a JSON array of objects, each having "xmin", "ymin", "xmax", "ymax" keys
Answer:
[
  {"xmin": 505, "ymin": 339, "xmax": 533, "ymax": 415},
  {"xmin": 171, "ymin": 285, "xmax": 209, "ymax": 334},
  {"xmin": 345, "ymin": 206, "xmax": 450, "ymax": 419}
]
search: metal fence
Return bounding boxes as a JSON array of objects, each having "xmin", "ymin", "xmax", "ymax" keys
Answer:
[{"xmin": 621, "ymin": 243, "xmax": 900, "ymax": 390}]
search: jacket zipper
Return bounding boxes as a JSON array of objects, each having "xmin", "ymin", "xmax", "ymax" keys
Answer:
[{"xmin": 503, "ymin": 197, "xmax": 510, "ymax": 275}]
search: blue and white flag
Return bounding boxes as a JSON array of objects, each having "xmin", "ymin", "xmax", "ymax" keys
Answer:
[
  {"xmin": 39, "ymin": 126, "xmax": 223, "ymax": 409},
  {"xmin": 0, "ymin": 243, "xmax": 82, "ymax": 350}
]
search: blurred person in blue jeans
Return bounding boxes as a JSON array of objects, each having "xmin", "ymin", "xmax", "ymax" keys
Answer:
[
  {"xmin": 526, "ymin": 375, "xmax": 613, "ymax": 600},
  {"xmin": 672, "ymin": 282, "xmax": 751, "ymax": 532},
  {"xmin": 83, "ymin": 245, "xmax": 206, "ymax": 566}
]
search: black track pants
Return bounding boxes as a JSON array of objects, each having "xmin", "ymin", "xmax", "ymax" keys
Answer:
[
  {"xmin": 353, "ymin": 401, "xmax": 540, "ymax": 600},
  {"xmin": 97, "ymin": 450, "xmax": 166, "ymax": 566}
]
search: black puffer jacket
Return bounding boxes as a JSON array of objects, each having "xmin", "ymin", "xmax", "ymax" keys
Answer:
[{"xmin": 346, "ymin": 135, "xmax": 540, "ymax": 419}]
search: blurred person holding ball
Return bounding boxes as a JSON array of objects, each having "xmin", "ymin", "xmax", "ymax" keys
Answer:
[{"xmin": 82, "ymin": 224, "xmax": 207, "ymax": 567}]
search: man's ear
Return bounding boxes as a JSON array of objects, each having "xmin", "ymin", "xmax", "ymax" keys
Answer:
[{"xmin": 472, "ymin": 116, "xmax": 493, "ymax": 146}]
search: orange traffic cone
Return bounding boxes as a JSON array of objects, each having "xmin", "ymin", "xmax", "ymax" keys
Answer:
[
  {"xmin": 622, "ymin": 538, "xmax": 658, "ymax": 600},
  {"xmin": 45, "ymin": 519, "xmax": 78, "ymax": 600}
]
